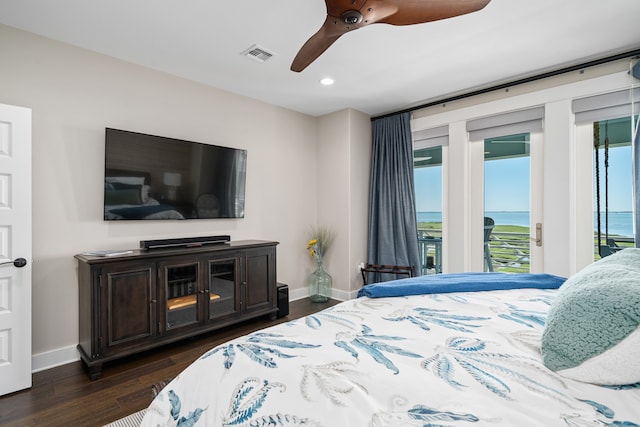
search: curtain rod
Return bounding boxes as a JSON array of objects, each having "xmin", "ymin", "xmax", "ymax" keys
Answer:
[{"xmin": 371, "ymin": 48, "xmax": 640, "ymax": 121}]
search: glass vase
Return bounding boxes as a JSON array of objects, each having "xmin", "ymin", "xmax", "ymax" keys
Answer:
[{"xmin": 308, "ymin": 261, "xmax": 332, "ymax": 302}]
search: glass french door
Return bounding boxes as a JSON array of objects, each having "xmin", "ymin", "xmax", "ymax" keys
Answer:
[
  {"xmin": 473, "ymin": 131, "xmax": 543, "ymax": 273},
  {"xmin": 591, "ymin": 116, "xmax": 635, "ymax": 258},
  {"xmin": 414, "ymin": 145, "xmax": 443, "ymax": 275}
]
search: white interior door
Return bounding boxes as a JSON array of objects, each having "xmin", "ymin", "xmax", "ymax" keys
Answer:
[{"xmin": 0, "ymin": 103, "xmax": 32, "ymax": 396}]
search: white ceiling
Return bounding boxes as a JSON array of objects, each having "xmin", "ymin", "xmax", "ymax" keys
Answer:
[{"xmin": 1, "ymin": 0, "xmax": 639, "ymax": 117}]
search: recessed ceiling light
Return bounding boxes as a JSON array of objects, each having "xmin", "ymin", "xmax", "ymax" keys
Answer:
[{"xmin": 320, "ymin": 77, "xmax": 334, "ymax": 86}]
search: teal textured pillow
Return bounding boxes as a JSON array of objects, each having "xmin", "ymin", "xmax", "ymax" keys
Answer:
[{"xmin": 541, "ymin": 248, "xmax": 640, "ymax": 385}]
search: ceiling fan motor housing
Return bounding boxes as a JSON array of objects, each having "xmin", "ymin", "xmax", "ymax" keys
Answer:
[{"xmin": 341, "ymin": 10, "xmax": 363, "ymax": 25}]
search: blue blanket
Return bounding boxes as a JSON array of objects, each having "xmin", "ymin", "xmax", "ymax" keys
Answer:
[{"xmin": 357, "ymin": 272, "xmax": 566, "ymax": 298}]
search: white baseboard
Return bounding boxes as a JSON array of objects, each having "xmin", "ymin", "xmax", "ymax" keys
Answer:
[
  {"xmin": 289, "ymin": 287, "xmax": 353, "ymax": 302},
  {"xmin": 32, "ymin": 345, "xmax": 79, "ymax": 373},
  {"xmin": 32, "ymin": 289, "xmax": 352, "ymax": 374}
]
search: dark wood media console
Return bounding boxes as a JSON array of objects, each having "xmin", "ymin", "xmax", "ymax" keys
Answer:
[{"xmin": 75, "ymin": 240, "xmax": 278, "ymax": 379}]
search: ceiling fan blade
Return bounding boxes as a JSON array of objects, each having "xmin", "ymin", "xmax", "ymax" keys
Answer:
[
  {"xmin": 291, "ymin": 16, "xmax": 347, "ymax": 72},
  {"xmin": 291, "ymin": 0, "xmax": 491, "ymax": 72},
  {"xmin": 291, "ymin": 0, "xmax": 399, "ymax": 72},
  {"xmin": 377, "ymin": 0, "xmax": 491, "ymax": 25}
]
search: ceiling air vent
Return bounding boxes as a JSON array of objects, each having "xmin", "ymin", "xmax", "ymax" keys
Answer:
[{"xmin": 241, "ymin": 44, "xmax": 275, "ymax": 63}]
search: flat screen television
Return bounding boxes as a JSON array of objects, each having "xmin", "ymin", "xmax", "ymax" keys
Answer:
[{"xmin": 104, "ymin": 128, "xmax": 247, "ymax": 220}]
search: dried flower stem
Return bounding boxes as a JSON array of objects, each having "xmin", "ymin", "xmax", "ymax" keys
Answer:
[{"xmin": 306, "ymin": 226, "xmax": 335, "ymax": 263}]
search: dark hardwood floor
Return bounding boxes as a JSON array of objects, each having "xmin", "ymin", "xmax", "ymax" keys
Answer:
[{"xmin": 0, "ymin": 298, "xmax": 340, "ymax": 427}]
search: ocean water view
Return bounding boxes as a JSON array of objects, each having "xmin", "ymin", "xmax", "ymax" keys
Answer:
[{"xmin": 417, "ymin": 211, "xmax": 634, "ymax": 237}]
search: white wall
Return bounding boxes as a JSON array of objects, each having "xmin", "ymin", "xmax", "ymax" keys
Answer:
[
  {"xmin": 0, "ymin": 24, "xmax": 330, "ymax": 370},
  {"xmin": 347, "ymin": 110, "xmax": 372, "ymax": 295},
  {"xmin": 315, "ymin": 109, "xmax": 371, "ymax": 300}
]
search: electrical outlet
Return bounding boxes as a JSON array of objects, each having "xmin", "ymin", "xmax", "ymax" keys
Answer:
[{"xmin": 357, "ymin": 262, "xmax": 365, "ymax": 272}]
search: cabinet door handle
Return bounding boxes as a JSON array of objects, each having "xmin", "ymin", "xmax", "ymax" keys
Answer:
[{"xmin": 150, "ymin": 299, "xmax": 157, "ymax": 304}]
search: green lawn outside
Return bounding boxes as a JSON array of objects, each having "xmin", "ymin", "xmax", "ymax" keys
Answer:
[{"xmin": 418, "ymin": 221, "xmax": 634, "ymax": 270}]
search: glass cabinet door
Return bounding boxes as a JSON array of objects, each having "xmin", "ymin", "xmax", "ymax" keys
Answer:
[
  {"xmin": 208, "ymin": 258, "xmax": 238, "ymax": 320},
  {"xmin": 164, "ymin": 263, "xmax": 199, "ymax": 329}
]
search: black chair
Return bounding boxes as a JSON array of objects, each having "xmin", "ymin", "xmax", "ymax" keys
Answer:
[
  {"xmin": 484, "ymin": 217, "xmax": 495, "ymax": 272},
  {"xmin": 360, "ymin": 263, "xmax": 414, "ymax": 286},
  {"xmin": 418, "ymin": 235, "xmax": 442, "ymax": 274},
  {"xmin": 600, "ymin": 238, "xmax": 623, "ymax": 257}
]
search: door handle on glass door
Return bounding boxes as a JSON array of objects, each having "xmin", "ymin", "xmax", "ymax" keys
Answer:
[{"xmin": 528, "ymin": 223, "xmax": 542, "ymax": 247}]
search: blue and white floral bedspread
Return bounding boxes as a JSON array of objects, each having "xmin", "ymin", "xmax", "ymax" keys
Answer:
[{"xmin": 140, "ymin": 288, "xmax": 640, "ymax": 426}]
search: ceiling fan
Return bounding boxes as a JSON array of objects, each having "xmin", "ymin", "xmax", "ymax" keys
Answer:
[{"xmin": 291, "ymin": 0, "xmax": 491, "ymax": 72}]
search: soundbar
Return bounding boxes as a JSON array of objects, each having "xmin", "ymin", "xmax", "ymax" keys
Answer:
[{"xmin": 140, "ymin": 235, "xmax": 230, "ymax": 250}]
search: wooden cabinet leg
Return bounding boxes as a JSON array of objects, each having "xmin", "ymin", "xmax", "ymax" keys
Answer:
[{"xmin": 88, "ymin": 363, "xmax": 103, "ymax": 380}]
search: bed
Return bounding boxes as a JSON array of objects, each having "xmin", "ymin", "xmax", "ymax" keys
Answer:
[
  {"xmin": 104, "ymin": 169, "xmax": 185, "ymax": 220},
  {"xmin": 140, "ymin": 249, "xmax": 640, "ymax": 426}
]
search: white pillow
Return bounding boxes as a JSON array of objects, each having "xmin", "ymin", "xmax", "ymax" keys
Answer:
[
  {"xmin": 141, "ymin": 184, "xmax": 151, "ymax": 203},
  {"xmin": 105, "ymin": 176, "xmax": 145, "ymax": 186},
  {"xmin": 541, "ymin": 248, "xmax": 640, "ymax": 385},
  {"xmin": 554, "ymin": 328, "xmax": 640, "ymax": 384}
]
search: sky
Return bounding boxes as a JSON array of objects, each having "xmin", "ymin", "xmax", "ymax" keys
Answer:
[
  {"xmin": 593, "ymin": 145, "xmax": 633, "ymax": 212},
  {"xmin": 414, "ymin": 145, "xmax": 633, "ymax": 212}
]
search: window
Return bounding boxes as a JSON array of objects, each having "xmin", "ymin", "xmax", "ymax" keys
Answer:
[
  {"xmin": 573, "ymin": 88, "xmax": 639, "ymax": 259},
  {"xmin": 414, "ymin": 145, "xmax": 443, "ymax": 274},
  {"xmin": 592, "ymin": 117, "xmax": 635, "ymax": 258},
  {"xmin": 413, "ymin": 125, "xmax": 447, "ymax": 275},
  {"xmin": 468, "ymin": 107, "xmax": 544, "ymax": 273},
  {"xmin": 484, "ymin": 133, "xmax": 531, "ymax": 272}
]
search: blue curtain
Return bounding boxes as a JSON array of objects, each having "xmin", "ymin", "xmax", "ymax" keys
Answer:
[
  {"xmin": 634, "ymin": 115, "xmax": 640, "ymax": 247},
  {"xmin": 367, "ymin": 112, "xmax": 421, "ymax": 276}
]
